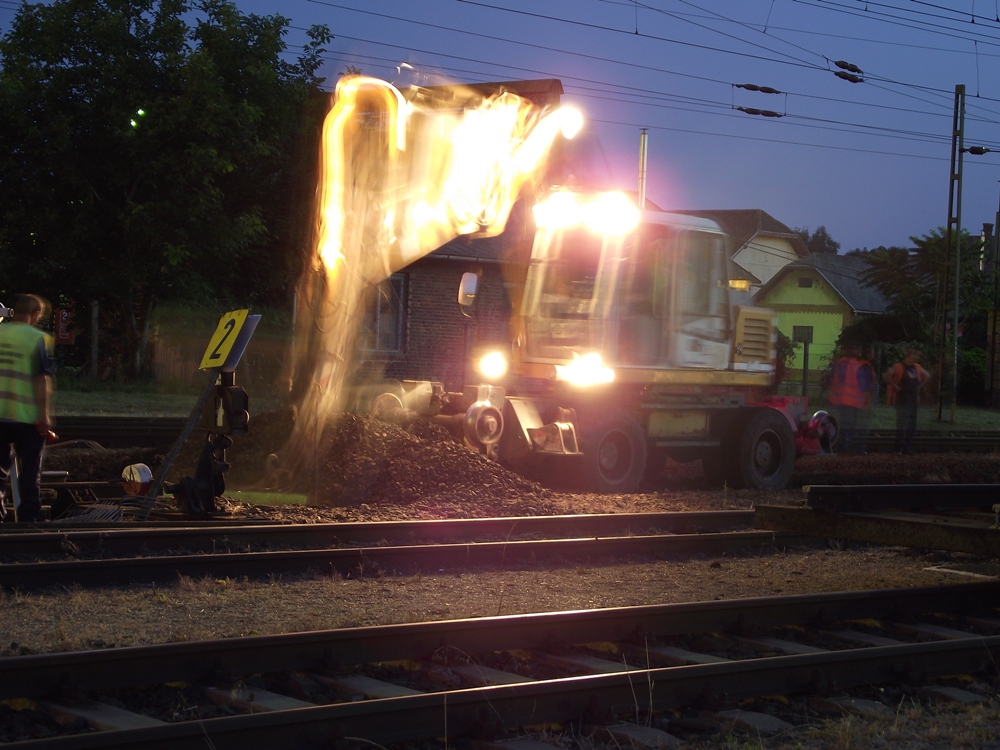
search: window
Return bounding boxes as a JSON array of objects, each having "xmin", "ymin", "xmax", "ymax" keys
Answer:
[
  {"xmin": 798, "ymin": 277, "xmax": 813, "ymax": 288},
  {"xmin": 364, "ymin": 274, "xmax": 406, "ymax": 352},
  {"xmin": 792, "ymin": 326, "xmax": 813, "ymax": 344}
]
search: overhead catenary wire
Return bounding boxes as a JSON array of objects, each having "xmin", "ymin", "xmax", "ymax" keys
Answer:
[{"xmin": 301, "ymin": 28, "xmax": 1000, "ymax": 155}]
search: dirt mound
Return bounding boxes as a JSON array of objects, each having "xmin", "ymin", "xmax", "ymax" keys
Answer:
[{"xmin": 309, "ymin": 414, "xmax": 551, "ymax": 515}]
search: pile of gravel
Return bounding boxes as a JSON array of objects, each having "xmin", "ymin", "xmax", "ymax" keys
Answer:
[{"xmin": 309, "ymin": 414, "xmax": 553, "ymax": 516}]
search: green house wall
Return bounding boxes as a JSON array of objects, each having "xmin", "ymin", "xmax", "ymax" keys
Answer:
[{"xmin": 756, "ymin": 269, "xmax": 852, "ymax": 375}]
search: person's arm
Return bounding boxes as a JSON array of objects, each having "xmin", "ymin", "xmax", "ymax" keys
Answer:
[
  {"xmin": 882, "ymin": 363, "xmax": 900, "ymax": 390},
  {"xmin": 864, "ymin": 364, "xmax": 877, "ymax": 407},
  {"xmin": 32, "ymin": 374, "xmax": 51, "ymax": 435},
  {"xmin": 32, "ymin": 334, "xmax": 55, "ymax": 436}
]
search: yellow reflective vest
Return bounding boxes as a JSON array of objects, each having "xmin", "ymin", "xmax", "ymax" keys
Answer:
[{"xmin": 0, "ymin": 322, "xmax": 52, "ymax": 424}]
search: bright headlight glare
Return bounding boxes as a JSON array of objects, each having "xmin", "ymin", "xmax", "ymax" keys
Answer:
[
  {"xmin": 532, "ymin": 191, "xmax": 639, "ymax": 235},
  {"xmin": 478, "ymin": 350, "xmax": 508, "ymax": 380},
  {"xmin": 555, "ymin": 352, "xmax": 615, "ymax": 386}
]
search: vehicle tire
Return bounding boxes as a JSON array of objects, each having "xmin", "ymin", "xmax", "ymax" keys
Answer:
[
  {"xmin": 727, "ymin": 408, "xmax": 796, "ymax": 490},
  {"xmin": 579, "ymin": 409, "xmax": 648, "ymax": 493}
]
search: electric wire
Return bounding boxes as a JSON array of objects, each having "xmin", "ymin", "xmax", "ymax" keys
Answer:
[
  {"xmin": 302, "ymin": 28, "xmax": 1000, "ymax": 153},
  {"xmin": 304, "ymin": 0, "xmax": 1000, "ymax": 128},
  {"xmin": 600, "ymin": 0, "xmax": 1000, "ymax": 54}
]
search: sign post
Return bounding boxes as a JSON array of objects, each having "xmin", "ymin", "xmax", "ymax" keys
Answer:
[{"xmin": 136, "ymin": 310, "xmax": 260, "ymax": 520}]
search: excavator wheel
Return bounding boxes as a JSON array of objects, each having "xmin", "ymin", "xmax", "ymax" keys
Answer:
[
  {"xmin": 578, "ymin": 408, "xmax": 648, "ymax": 494},
  {"xmin": 727, "ymin": 408, "xmax": 796, "ymax": 490}
]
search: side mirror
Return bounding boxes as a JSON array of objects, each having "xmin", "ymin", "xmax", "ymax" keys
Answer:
[{"xmin": 458, "ymin": 272, "xmax": 479, "ymax": 307}]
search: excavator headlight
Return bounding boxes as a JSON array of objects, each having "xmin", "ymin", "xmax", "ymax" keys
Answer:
[
  {"xmin": 555, "ymin": 352, "xmax": 615, "ymax": 386},
  {"xmin": 477, "ymin": 350, "xmax": 508, "ymax": 380},
  {"xmin": 532, "ymin": 191, "xmax": 639, "ymax": 235}
]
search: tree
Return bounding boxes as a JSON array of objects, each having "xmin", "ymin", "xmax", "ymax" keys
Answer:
[
  {"xmin": 862, "ymin": 230, "xmax": 989, "ymax": 345},
  {"xmin": 0, "ymin": 0, "xmax": 331, "ymax": 377},
  {"xmin": 795, "ymin": 225, "xmax": 840, "ymax": 255}
]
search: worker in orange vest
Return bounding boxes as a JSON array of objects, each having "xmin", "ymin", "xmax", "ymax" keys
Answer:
[
  {"xmin": 827, "ymin": 341, "xmax": 876, "ymax": 455},
  {"xmin": 883, "ymin": 348, "xmax": 930, "ymax": 454}
]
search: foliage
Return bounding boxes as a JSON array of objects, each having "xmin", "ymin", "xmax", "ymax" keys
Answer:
[
  {"xmin": 836, "ymin": 314, "xmax": 908, "ymax": 350},
  {"xmin": 0, "ymin": 0, "xmax": 331, "ymax": 378},
  {"xmin": 795, "ymin": 225, "xmax": 840, "ymax": 254},
  {"xmin": 862, "ymin": 230, "xmax": 989, "ymax": 345},
  {"xmin": 958, "ymin": 346, "xmax": 987, "ymax": 405},
  {"xmin": 773, "ymin": 329, "xmax": 795, "ymax": 392}
]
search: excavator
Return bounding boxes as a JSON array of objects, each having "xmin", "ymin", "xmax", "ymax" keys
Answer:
[
  {"xmin": 461, "ymin": 188, "xmax": 834, "ymax": 492},
  {"xmin": 281, "ymin": 75, "xmax": 833, "ymax": 495}
]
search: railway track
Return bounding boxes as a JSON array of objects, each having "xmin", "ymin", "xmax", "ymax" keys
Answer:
[
  {"xmin": 0, "ymin": 511, "xmax": 802, "ymax": 591},
  {"xmin": 0, "ymin": 510, "xmax": 754, "ymax": 557},
  {"xmin": 1, "ymin": 581, "xmax": 997, "ymax": 748},
  {"xmin": 50, "ymin": 416, "xmax": 1000, "ymax": 452}
]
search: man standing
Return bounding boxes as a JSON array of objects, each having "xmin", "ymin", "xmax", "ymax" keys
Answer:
[
  {"xmin": 0, "ymin": 295, "xmax": 55, "ymax": 522},
  {"xmin": 827, "ymin": 341, "xmax": 876, "ymax": 455},
  {"xmin": 883, "ymin": 348, "xmax": 930, "ymax": 454}
]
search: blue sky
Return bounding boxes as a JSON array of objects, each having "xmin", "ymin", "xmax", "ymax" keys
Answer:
[{"xmin": 4, "ymin": 0, "xmax": 1000, "ymax": 253}]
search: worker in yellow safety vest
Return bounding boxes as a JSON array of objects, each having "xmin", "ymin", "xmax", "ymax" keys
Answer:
[{"xmin": 0, "ymin": 294, "xmax": 55, "ymax": 523}]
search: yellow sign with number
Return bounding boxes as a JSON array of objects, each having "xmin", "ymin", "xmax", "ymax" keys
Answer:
[{"xmin": 199, "ymin": 310, "xmax": 249, "ymax": 369}]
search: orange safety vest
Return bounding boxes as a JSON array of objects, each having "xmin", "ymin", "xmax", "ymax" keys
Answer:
[
  {"xmin": 884, "ymin": 361, "xmax": 929, "ymax": 406},
  {"xmin": 828, "ymin": 357, "xmax": 873, "ymax": 408}
]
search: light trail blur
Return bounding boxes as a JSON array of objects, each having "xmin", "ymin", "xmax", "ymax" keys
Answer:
[{"xmin": 278, "ymin": 76, "xmax": 578, "ymax": 492}]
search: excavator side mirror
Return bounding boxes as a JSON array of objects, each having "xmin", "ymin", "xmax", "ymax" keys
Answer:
[{"xmin": 458, "ymin": 272, "xmax": 479, "ymax": 307}]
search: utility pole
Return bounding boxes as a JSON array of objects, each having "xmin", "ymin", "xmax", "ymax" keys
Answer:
[
  {"xmin": 637, "ymin": 128, "xmax": 648, "ymax": 209},
  {"xmin": 989, "ymin": 187, "xmax": 1000, "ymax": 407},
  {"xmin": 938, "ymin": 84, "xmax": 966, "ymax": 423}
]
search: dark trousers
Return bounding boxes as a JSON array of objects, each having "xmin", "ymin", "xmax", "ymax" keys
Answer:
[
  {"xmin": 834, "ymin": 404, "xmax": 870, "ymax": 455},
  {"xmin": 895, "ymin": 400, "xmax": 919, "ymax": 453},
  {"xmin": 0, "ymin": 421, "xmax": 45, "ymax": 522}
]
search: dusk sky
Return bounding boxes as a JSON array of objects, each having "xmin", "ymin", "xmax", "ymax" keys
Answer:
[{"xmin": 4, "ymin": 0, "xmax": 1000, "ymax": 253}]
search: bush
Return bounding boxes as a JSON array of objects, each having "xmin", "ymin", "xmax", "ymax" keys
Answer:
[{"xmin": 957, "ymin": 346, "xmax": 986, "ymax": 405}]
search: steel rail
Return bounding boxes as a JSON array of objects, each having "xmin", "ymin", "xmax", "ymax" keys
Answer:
[
  {"xmin": 0, "ymin": 529, "xmax": 808, "ymax": 591},
  {"xmin": 3, "ymin": 580, "xmax": 996, "ymax": 701},
  {"xmin": 0, "ymin": 511, "xmax": 754, "ymax": 557},
  {"xmin": 19, "ymin": 639, "xmax": 995, "ymax": 750},
  {"xmin": 756, "ymin": 504, "xmax": 1000, "ymax": 557},
  {"xmin": 806, "ymin": 483, "xmax": 1000, "ymax": 511}
]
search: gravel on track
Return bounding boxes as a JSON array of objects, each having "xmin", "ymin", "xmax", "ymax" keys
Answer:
[{"xmin": 10, "ymin": 410, "xmax": 1000, "ymax": 749}]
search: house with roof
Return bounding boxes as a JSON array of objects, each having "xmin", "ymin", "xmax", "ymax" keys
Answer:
[
  {"xmin": 674, "ymin": 209, "xmax": 808, "ymax": 304},
  {"xmin": 353, "ymin": 225, "xmax": 519, "ymax": 393},
  {"xmin": 754, "ymin": 253, "xmax": 890, "ymax": 381}
]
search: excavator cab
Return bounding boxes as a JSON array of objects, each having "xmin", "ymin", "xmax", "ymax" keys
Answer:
[{"xmin": 519, "ymin": 191, "xmax": 733, "ymax": 377}]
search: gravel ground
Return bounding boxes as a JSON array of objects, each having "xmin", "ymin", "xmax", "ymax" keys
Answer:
[{"xmin": 8, "ymin": 412, "xmax": 1000, "ymax": 748}]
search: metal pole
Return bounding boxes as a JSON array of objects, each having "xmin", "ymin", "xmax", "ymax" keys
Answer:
[
  {"xmin": 938, "ymin": 84, "xmax": 965, "ymax": 423},
  {"xmin": 950, "ymin": 87, "xmax": 966, "ymax": 423},
  {"xmin": 991, "ymin": 188, "xmax": 1000, "ymax": 407},
  {"xmin": 638, "ymin": 129, "xmax": 648, "ymax": 209},
  {"xmin": 801, "ymin": 341, "xmax": 810, "ymax": 397},
  {"xmin": 90, "ymin": 301, "xmax": 99, "ymax": 379}
]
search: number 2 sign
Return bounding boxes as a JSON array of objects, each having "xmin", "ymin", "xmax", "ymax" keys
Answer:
[{"xmin": 199, "ymin": 310, "xmax": 260, "ymax": 371}]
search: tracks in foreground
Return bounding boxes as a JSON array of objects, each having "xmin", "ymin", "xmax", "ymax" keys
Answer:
[
  {"xmin": 0, "ymin": 511, "xmax": 796, "ymax": 591},
  {"xmin": 2, "ymin": 581, "xmax": 998, "ymax": 748}
]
